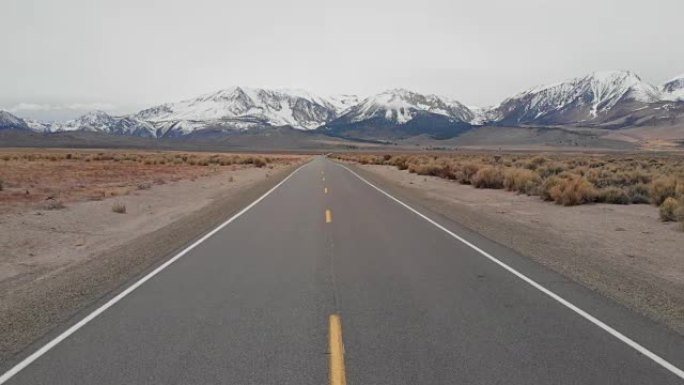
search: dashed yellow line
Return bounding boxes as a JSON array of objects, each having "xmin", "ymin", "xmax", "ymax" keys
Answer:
[
  {"xmin": 325, "ymin": 209, "xmax": 332, "ymax": 223},
  {"xmin": 324, "ymin": 187, "xmax": 328, "ymax": 194},
  {"xmin": 329, "ymin": 314, "xmax": 347, "ymax": 385}
]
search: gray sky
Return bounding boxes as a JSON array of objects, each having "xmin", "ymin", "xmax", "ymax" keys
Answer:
[{"xmin": 2, "ymin": 0, "xmax": 683, "ymax": 120}]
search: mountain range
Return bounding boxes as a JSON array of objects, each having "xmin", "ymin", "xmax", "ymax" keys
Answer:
[{"xmin": 2, "ymin": 70, "xmax": 683, "ymax": 143}]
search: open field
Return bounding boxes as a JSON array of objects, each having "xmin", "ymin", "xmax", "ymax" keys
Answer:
[
  {"xmin": 0, "ymin": 149, "xmax": 301, "ymax": 211},
  {"xmin": 337, "ymin": 153, "xmax": 684, "ymax": 334},
  {"xmin": 0, "ymin": 149, "xmax": 307, "ymax": 361}
]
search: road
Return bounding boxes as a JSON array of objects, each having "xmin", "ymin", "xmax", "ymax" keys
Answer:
[{"xmin": 2, "ymin": 156, "xmax": 684, "ymax": 384}]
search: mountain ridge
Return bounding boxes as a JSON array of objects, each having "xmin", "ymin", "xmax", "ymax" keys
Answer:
[{"xmin": 3, "ymin": 70, "xmax": 683, "ymax": 141}]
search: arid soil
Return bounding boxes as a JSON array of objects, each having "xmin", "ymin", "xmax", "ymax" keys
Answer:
[
  {"xmin": 0, "ymin": 149, "xmax": 299, "ymax": 209},
  {"xmin": 351, "ymin": 163, "xmax": 684, "ymax": 334},
  {"xmin": 0, "ymin": 149, "xmax": 306, "ymax": 363}
]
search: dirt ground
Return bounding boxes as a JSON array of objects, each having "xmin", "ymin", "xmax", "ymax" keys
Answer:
[
  {"xmin": 0, "ymin": 152, "xmax": 305, "ymax": 363},
  {"xmin": 354, "ymin": 163, "xmax": 684, "ymax": 334}
]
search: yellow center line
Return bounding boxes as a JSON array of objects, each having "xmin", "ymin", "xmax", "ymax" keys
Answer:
[
  {"xmin": 329, "ymin": 314, "xmax": 347, "ymax": 385},
  {"xmin": 325, "ymin": 209, "xmax": 332, "ymax": 223}
]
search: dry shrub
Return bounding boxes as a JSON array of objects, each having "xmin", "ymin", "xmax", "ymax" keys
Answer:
[
  {"xmin": 650, "ymin": 176, "xmax": 678, "ymax": 206},
  {"xmin": 596, "ymin": 187, "xmax": 630, "ymax": 205},
  {"xmin": 472, "ymin": 166, "xmax": 504, "ymax": 189},
  {"xmin": 334, "ymin": 152, "xmax": 684, "ymax": 219},
  {"xmin": 548, "ymin": 175, "xmax": 597, "ymax": 206},
  {"xmin": 457, "ymin": 162, "xmax": 480, "ymax": 184},
  {"xmin": 252, "ymin": 157, "xmax": 267, "ymax": 168},
  {"xmin": 659, "ymin": 197, "xmax": 680, "ymax": 222},
  {"xmin": 537, "ymin": 162, "xmax": 566, "ymax": 178},
  {"xmin": 526, "ymin": 156, "xmax": 548, "ymax": 170},
  {"xmin": 627, "ymin": 183, "xmax": 651, "ymax": 204},
  {"xmin": 111, "ymin": 202, "xmax": 126, "ymax": 214},
  {"xmin": 540, "ymin": 176, "xmax": 561, "ymax": 201},
  {"xmin": 391, "ymin": 155, "xmax": 410, "ymax": 170},
  {"xmin": 408, "ymin": 162, "xmax": 441, "ymax": 176},
  {"xmin": 503, "ymin": 168, "xmax": 541, "ymax": 194}
]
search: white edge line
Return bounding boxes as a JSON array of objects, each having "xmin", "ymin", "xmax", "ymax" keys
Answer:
[
  {"xmin": 0, "ymin": 162, "xmax": 309, "ymax": 384},
  {"xmin": 337, "ymin": 162, "xmax": 684, "ymax": 380}
]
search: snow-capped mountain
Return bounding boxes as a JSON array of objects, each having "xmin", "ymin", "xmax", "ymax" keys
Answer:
[
  {"xmin": 135, "ymin": 87, "xmax": 340, "ymax": 137},
  {"xmin": 338, "ymin": 89, "xmax": 473, "ymax": 124},
  {"xmin": 6, "ymin": 71, "xmax": 684, "ymax": 142},
  {"xmin": 41, "ymin": 111, "xmax": 157, "ymax": 138},
  {"xmin": 0, "ymin": 111, "xmax": 30, "ymax": 130},
  {"xmin": 25, "ymin": 119, "xmax": 52, "ymax": 132},
  {"xmin": 662, "ymin": 74, "xmax": 684, "ymax": 101},
  {"xmin": 490, "ymin": 71, "xmax": 663, "ymax": 126},
  {"xmin": 322, "ymin": 89, "xmax": 474, "ymax": 140}
]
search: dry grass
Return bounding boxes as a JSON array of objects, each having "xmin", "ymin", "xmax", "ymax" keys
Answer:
[
  {"xmin": 0, "ymin": 149, "xmax": 301, "ymax": 210},
  {"xmin": 335, "ymin": 152, "xmax": 684, "ymax": 229},
  {"xmin": 111, "ymin": 202, "xmax": 127, "ymax": 214}
]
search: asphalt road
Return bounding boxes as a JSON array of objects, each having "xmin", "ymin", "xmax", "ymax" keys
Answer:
[{"xmin": 2, "ymin": 156, "xmax": 684, "ymax": 384}]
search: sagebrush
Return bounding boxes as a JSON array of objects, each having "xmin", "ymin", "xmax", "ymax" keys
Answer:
[{"xmin": 335, "ymin": 152, "xmax": 684, "ymax": 229}]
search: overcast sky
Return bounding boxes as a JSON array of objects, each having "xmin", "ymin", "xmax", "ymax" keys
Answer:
[{"xmin": 2, "ymin": 0, "xmax": 683, "ymax": 120}]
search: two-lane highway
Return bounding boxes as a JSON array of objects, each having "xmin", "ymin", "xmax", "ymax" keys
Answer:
[{"xmin": 2, "ymin": 156, "xmax": 683, "ymax": 384}]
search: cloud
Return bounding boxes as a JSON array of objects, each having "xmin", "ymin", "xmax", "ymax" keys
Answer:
[
  {"xmin": 7, "ymin": 103, "xmax": 56, "ymax": 112},
  {"xmin": 65, "ymin": 103, "xmax": 117, "ymax": 111},
  {"xmin": 7, "ymin": 102, "xmax": 117, "ymax": 113}
]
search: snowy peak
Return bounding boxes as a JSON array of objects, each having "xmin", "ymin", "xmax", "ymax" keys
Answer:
[
  {"xmin": 0, "ymin": 110, "xmax": 29, "ymax": 130},
  {"xmin": 492, "ymin": 70, "xmax": 663, "ymax": 125},
  {"xmin": 46, "ymin": 111, "xmax": 156, "ymax": 137},
  {"xmin": 662, "ymin": 74, "xmax": 684, "ymax": 101},
  {"xmin": 135, "ymin": 86, "xmax": 338, "ymax": 131},
  {"xmin": 583, "ymin": 70, "xmax": 661, "ymax": 105},
  {"xmin": 341, "ymin": 89, "xmax": 473, "ymax": 124},
  {"xmin": 323, "ymin": 89, "xmax": 475, "ymax": 140}
]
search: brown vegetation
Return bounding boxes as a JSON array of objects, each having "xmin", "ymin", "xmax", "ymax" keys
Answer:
[
  {"xmin": 0, "ymin": 149, "xmax": 301, "ymax": 210},
  {"xmin": 335, "ymin": 152, "xmax": 684, "ymax": 229},
  {"xmin": 111, "ymin": 202, "xmax": 127, "ymax": 214}
]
